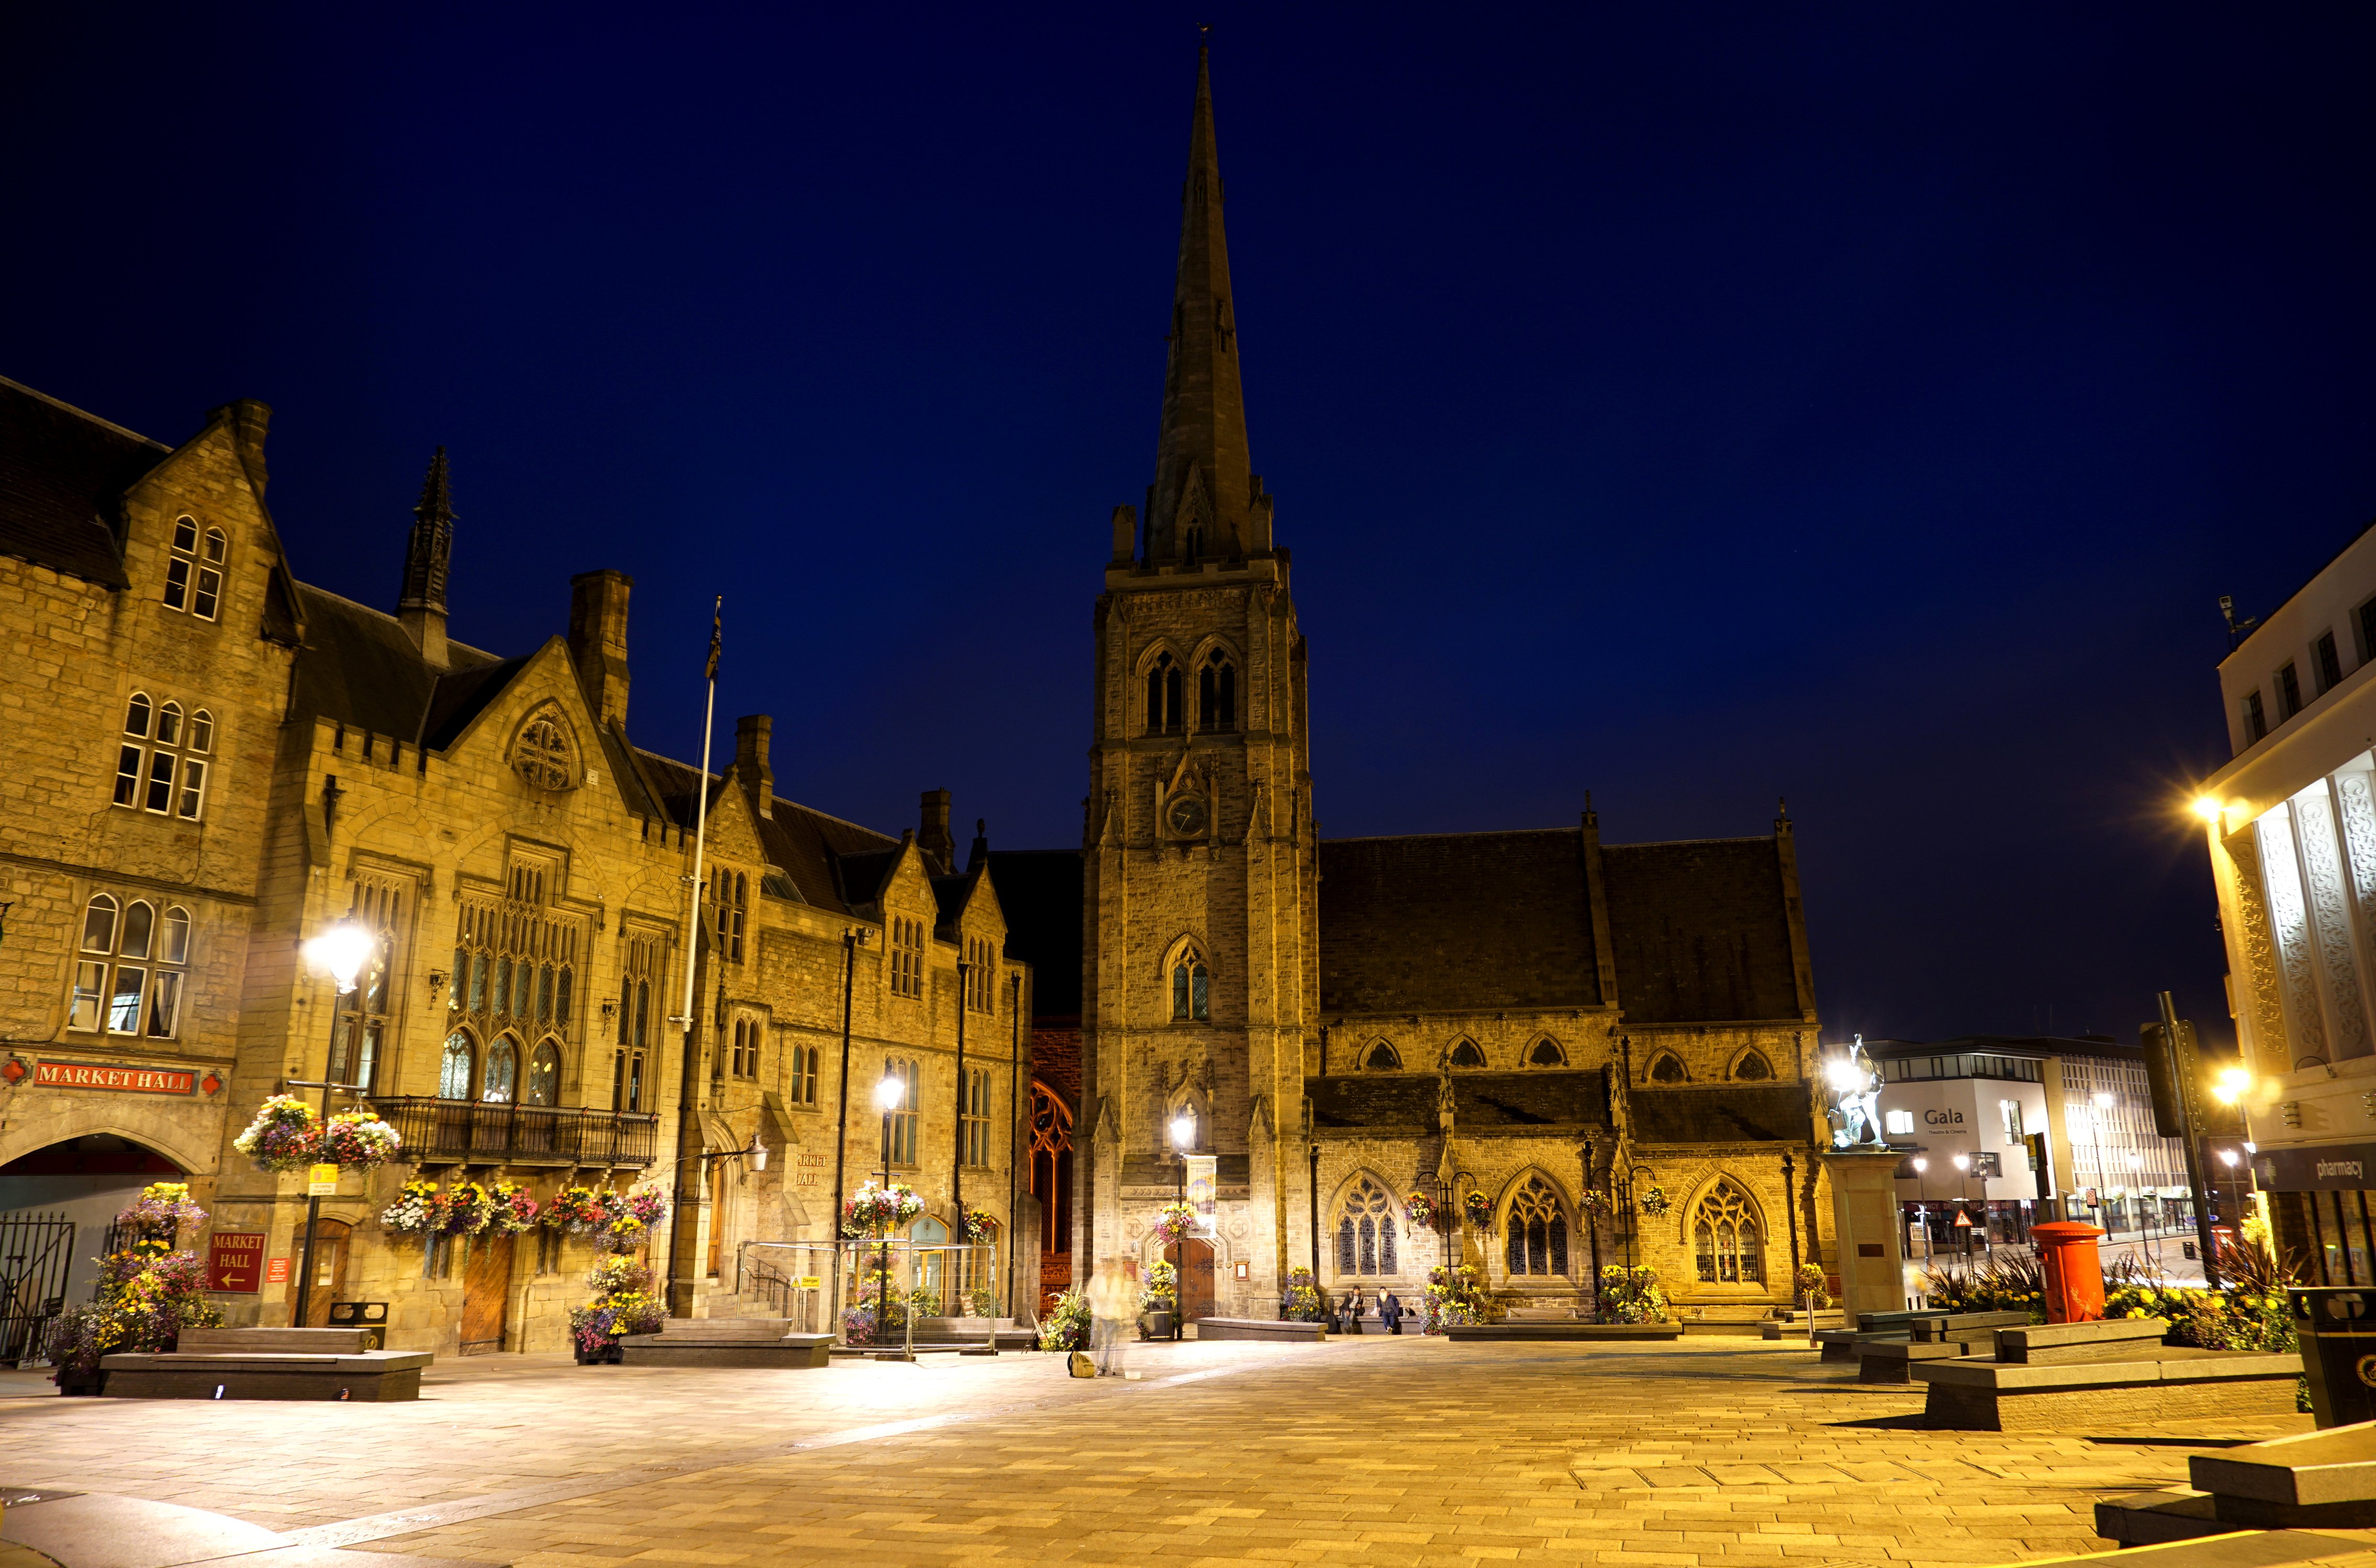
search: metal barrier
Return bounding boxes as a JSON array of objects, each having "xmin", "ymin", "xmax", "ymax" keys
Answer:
[
  {"xmin": 0, "ymin": 1210, "xmax": 75, "ymax": 1367},
  {"xmin": 374, "ymin": 1098, "xmax": 661, "ymax": 1167},
  {"xmin": 736, "ymin": 1241, "xmax": 834, "ymax": 1334},
  {"xmin": 834, "ymin": 1238, "xmax": 1000, "ymax": 1356}
]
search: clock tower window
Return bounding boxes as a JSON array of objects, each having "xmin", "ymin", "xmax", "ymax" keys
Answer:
[
  {"xmin": 1145, "ymin": 653, "xmax": 1185, "ymax": 735},
  {"xmin": 1197, "ymin": 654, "xmax": 1236, "ymax": 732},
  {"xmin": 1171, "ymin": 951, "xmax": 1210, "ymax": 1022}
]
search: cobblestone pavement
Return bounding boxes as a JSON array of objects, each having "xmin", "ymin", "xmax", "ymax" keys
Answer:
[{"xmin": 0, "ymin": 1335, "xmax": 2315, "ymax": 1567}]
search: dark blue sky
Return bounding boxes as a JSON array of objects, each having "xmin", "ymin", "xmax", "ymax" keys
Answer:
[{"xmin": 9, "ymin": 7, "xmax": 2373, "ymax": 1045}]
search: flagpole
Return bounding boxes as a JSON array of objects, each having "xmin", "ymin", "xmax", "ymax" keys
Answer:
[{"xmin": 665, "ymin": 595, "xmax": 721, "ymax": 1316}]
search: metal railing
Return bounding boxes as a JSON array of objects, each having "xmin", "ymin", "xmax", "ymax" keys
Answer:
[
  {"xmin": 375, "ymin": 1098, "xmax": 661, "ymax": 1167},
  {"xmin": 0, "ymin": 1210, "xmax": 74, "ymax": 1367}
]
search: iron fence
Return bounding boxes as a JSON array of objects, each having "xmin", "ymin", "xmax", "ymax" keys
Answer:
[
  {"xmin": 375, "ymin": 1098, "xmax": 660, "ymax": 1167},
  {"xmin": 0, "ymin": 1210, "xmax": 74, "ymax": 1367}
]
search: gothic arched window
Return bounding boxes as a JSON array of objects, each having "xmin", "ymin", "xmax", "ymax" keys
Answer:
[
  {"xmin": 1198, "ymin": 653, "xmax": 1236, "ymax": 731},
  {"xmin": 1733, "ymin": 1050, "xmax": 1773, "ymax": 1081},
  {"xmin": 1505, "ymin": 1177, "xmax": 1569, "ymax": 1277},
  {"xmin": 1448, "ymin": 1039, "xmax": 1486, "ymax": 1068},
  {"xmin": 1029, "ymin": 1081, "xmax": 1074, "ymax": 1256},
  {"xmin": 1692, "ymin": 1179, "xmax": 1765, "ymax": 1284},
  {"xmin": 511, "ymin": 712, "xmax": 576, "ymax": 790},
  {"xmin": 1528, "ymin": 1037, "xmax": 1566, "ymax": 1067},
  {"xmin": 1649, "ymin": 1052, "xmax": 1688, "ymax": 1083},
  {"xmin": 1363, "ymin": 1040, "xmax": 1401, "ymax": 1071},
  {"xmin": 1145, "ymin": 652, "xmax": 1184, "ymax": 734},
  {"xmin": 440, "ymin": 1031, "xmax": 476, "ymax": 1100},
  {"xmin": 483, "ymin": 1036, "xmax": 519, "ymax": 1103},
  {"xmin": 1172, "ymin": 950, "xmax": 1209, "ymax": 1022},
  {"xmin": 1335, "ymin": 1178, "xmax": 1397, "ymax": 1277},
  {"xmin": 526, "ymin": 1040, "xmax": 561, "ymax": 1106}
]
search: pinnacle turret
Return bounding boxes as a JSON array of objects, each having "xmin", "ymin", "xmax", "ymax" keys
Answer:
[{"xmin": 397, "ymin": 447, "xmax": 455, "ymax": 664}]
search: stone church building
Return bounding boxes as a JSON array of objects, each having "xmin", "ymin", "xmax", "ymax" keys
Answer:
[
  {"xmin": 0, "ymin": 47, "xmax": 1843, "ymax": 1355},
  {"xmin": 1012, "ymin": 50, "xmax": 1843, "ymax": 1324}
]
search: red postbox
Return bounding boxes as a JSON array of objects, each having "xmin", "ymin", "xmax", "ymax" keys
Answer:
[{"xmin": 2031, "ymin": 1220, "xmax": 2106, "ymax": 1323}]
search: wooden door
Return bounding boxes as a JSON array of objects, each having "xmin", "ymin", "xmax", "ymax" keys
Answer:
[
  {"xmin": 283, "ymin": 1219, "xmax": 350, "ymax": 1328},
  {"xmin": 460, "ymin": 1231, "xmax": 514, "ymax": 1355},
  {"xmin": 1165, "ymin": 1238, "xmax": 1215, "ymax": 1322},
  {"xmin": 706, "ymin": 1163, "xmax": 727, "ymax": 1277}
]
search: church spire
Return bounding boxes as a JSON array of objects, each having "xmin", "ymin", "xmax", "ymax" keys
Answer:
[
  {"xmin": 1145, "ymin": 42, "xmax": 1269, "ymax": 565},
  {"xmin": 397, "ymin": 446, "xmax": 454, "ymax": 665}
]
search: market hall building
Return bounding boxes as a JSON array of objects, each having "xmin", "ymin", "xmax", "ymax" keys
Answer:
[{"xmin": 0, "ymin": 380, "xmax": 1036, "ymax": 1354}]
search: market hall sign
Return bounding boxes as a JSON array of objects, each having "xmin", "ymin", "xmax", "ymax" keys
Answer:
[
  {"xmin": 32, "ymin": 1059, "xmax": 199, "ymax": 1095},
  {"xmin": 2253, "ymin": 1142, "xmax": 2376, "ymax": 1192},
  {"xmin": 206, "ymin": 1232, "xmax": 265, "ymax": 1293}
]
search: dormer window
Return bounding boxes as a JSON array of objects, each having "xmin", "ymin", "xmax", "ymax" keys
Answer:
[{"xmin": 162, "ymin": 517, "xmax": 226, "ymax": 620}]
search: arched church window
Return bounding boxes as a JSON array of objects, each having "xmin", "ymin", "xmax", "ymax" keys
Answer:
[
  {"xmin": 1335, "ymin": 1178, "xmax": 1396, "ymax": 1277},
  {"xmin": 526, "ymin": 1040, "xmax": 561, "ymax": 1106},
  {"xmin": 1363, "ymin": 1040, "xmax": 1401, "ymax": 1071},
  {"xmin": 440, "ymin": 1032, "xmax": 476, "ymax": 1100},
  {"xmin": 1528, "ymin": 1037, "xmax": 1566, "ymax": 1067},
  {"xmin": 1733, "ymin": 1050, "xmax": 1773, "ymax": 1081},
  {"xmin": 1692, "ymin": 1180, "xmax": 1764, "ymax": 1284},
  {"xmin": 1028, "ymin": 1081, "xmax": 1074, "ymax": 1257},
  {"xmin": 1171, "ymin": 950, "xmax": 1209, "ymax": 1022},
  {"xmin": 483, "ymin": 1036, "xmax": 519, "ymax": 1103},
  {"xmin": 1447, "ymin": 1039, "xmax": 1486, "ymax": 1068},
  {"xmin": 1505, "ymin": 1177, "xmax": 1569, "ymax": 1277},
  {"xmin": 1145, "ymin": 653, "xmax": 1185, "ymax": 734},
  {"xmin": 1649, "ymin": 1052, "xmax": 1688, "ymax": 1083},
  {"xmin": 1198, "ymin": 653, "xmax": 1236, "ymax": 731},
  {"xmin": 512, "ymin": 712, "xmax": 576, "ymax": 790}
]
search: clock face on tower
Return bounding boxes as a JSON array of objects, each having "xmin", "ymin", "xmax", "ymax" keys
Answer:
[{"xmin": 1166, "ymin": 792, "xmax": 1209, "ymax": 839}]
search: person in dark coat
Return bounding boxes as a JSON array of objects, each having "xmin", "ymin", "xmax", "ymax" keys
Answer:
[
  {"xmin": 1380, "ymin": 1292, "xmax": 1404, "ymax": 1334},
  {"xmin": 1340, "ymin": 1289, "xmax": 1363, "ymax": 1333}
]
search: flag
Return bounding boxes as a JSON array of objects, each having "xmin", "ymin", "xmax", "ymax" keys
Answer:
[{"xmin": 705, "ymin": 595, "xmax": 722, "ymax": 681}]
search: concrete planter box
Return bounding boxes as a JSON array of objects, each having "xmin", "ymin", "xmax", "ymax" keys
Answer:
[
  {"xmin": 1193, "ymin": 1317, "xmax": 1325, "ymax": 1342},
  {"xmin": 99, "ymin": 1350, "xmax": 431, "ymax": 1401},
  {"xmin": 1914, "ymin": 1351, "xmax": 2303, "ymax": 1431},
  {"xmin": 2096, "ymin": 1420, "xmax": 2376, "ymax": 1544},
  {"xmin": 1444, "ymin": 1322, "xmax": 1683, "ymax": 1342},
  {"xmin": 620, "ymin": 1318, "xmax": 833, "ymax": 1368}
]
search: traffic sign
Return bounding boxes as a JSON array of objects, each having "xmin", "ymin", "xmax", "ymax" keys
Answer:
[
  {"xmin": 1953, "ymin": 1208, "xmax": 1973, "ymax": 1228},
  {"xmin": 307, "ymin": 1163, "xmax": 339, "ymax": 1196}
]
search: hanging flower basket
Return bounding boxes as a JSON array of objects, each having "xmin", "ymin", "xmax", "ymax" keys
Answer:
[
  {"xmin": 1403, "ymin": 1193, "xmax": 1436, "ymax": 1230},
  {"xmin": 961, "ymin": 1207, "xmax": 999, "ymax": 1243},
  {"xmin": 1150, "ymin": 1200, "xmax": 1198, "ymax": 1246},
  {"xmin": 489, "ymin": 1182, "xmax": 540, "ymax": 1235},
  {"xmin": 233, "ymin": 1094, "xmax": 319, "ymax": 1174},
  {"xmin": 625, "ymin": 1186, "xmax": 669, "ymax": 1228},
  {"xmin": 118, "ymin": 1181, "xmax": 205, "ymax": 1241},
  {"xmin": 545, "ymin": 1185, "xmax": 602, "ymax": 1235},
  {"xmin": 380, "ymin": 1180, "xmax": 446, "ymax": 1236},
  {"xmin": 442, "ymin": 1180, "xmax": 494, "ymax": 1237},
  {"xmin": 594, "ymin": 1213, "xmax": 649, "ymax": 1254},
  {"xmin": 842, "ymin": 1180, "xmax": 922, "ymax": 1238},
  {"xmin": 1462, "ymin": 1190, "xmax": 1494, "ymax": 1230},
  {"xmin": 318, "ymin": 1109, "xmax": 402, "ymax": 1170},
  {"xmin": 1638, "ymin": 1185, "xmax": 1671, "ymax": 1218},
  {"xmin": 1580, "ymin": 1187, "xmax": 1611, "ymax": 1214}
]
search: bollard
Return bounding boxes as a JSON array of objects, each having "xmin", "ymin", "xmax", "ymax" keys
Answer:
[{"xmin": 2030, "ymin": 1220, "xmax": 2107, "ymax": 1323}]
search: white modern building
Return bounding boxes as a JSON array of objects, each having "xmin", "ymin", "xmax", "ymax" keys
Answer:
[{"xmin": 2197, "ymin": 518, "xmax": 2376, "ymax": 1286}]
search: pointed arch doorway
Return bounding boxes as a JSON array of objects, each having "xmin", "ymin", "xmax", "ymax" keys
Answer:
[{"xmin": 1164, "ymin": 1236, "xmax": 1214, "ymax": 1324}]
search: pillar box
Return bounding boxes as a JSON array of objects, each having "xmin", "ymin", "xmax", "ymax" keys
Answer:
[
  {"xmin": 2030, "ymin": 1220, "xmax": 2106, "ymax": 1324},
  {"xmin": 1820, "ymin": 1151, "xmax": 1908, "ymax": 1323}
]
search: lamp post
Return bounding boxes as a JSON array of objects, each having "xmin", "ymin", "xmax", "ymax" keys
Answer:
[
  {"xmin": 1587, "ymin": 1139, "xmax": 1605, "ymax": 1323},
  {"xmin": 2128, "ymin": 1150, "xmax": 2154, "ymax": 1275},
  {"xmin": 875, "ymin": 1070, "xmax": 902, "ymax": 1343},
  {"xmin": 1950, "ymin": 1151, "xmax": 1972, "ymax": 1265},
  {"xmin": 2090, "ymin": 1090, "xmax": 2116, "ymax": 1239},
  {"xmin": 288, "ymin": 917, "xmax": 375, "ymax": 1327},
  {"xmin": 1169, "ymin": 1109, "xmax": 1194, "ymax": 1340},
  {"xmin": 1911, "ymin": 1157, "xmax": 1932, "ymax": 1272}
]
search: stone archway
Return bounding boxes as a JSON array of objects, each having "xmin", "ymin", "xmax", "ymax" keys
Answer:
[{"xmin": 0, "ymin": 1132, "xmax": 188, "ymax": 1306}]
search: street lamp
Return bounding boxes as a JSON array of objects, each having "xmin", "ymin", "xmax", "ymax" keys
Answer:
[
  {"xmin": 1168, "ymin": 1110, "xmax": 1195, "ymax": 1340},
  {"xmin": 1950, "ymin": 1152, "xmax": 1972, "ymax": 1263},
  {"xmin": 1911, "ymin": 1157, "xmax": 1932, "ymax": 1271},
  {"xmin": 875, "ymin": 1071, "xmax": 903, "ymax": 1340},
  {"xmin": 288, "ymin": 917, "xmax": 376, "ymax": 1327},
  {"xmin": 2127, "ymin": 1151, "xmax": 2154, "ymax": 1274},
  {"xmin": 2090, "ymin": 1091, "xmax": 2117, "ymax": 1236}
]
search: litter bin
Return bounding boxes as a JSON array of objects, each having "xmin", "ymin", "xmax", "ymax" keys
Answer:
[
  {"xmin": 2288, "ymin": 1287, "xmax": 2376, "ymax": 1428},
  {"xmin": 328, "ymin": 1300, "xmax": 389, "ymax": 1350}
]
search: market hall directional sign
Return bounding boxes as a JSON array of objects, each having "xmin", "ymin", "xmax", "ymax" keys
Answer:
[{"xmin": 32, "ymin": 1058, "xmax": 199, "ymax": 1095}]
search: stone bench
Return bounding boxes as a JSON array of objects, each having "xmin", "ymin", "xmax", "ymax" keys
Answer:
[
  {"xmin": 1817, "ymin": 1328, "xmax": 1913, "ymax": 1363},
  {"xmin": 1915, "ymin": 1348, "xmax": 2303, "ymax": 1431},
  {"xmin": 1857, "ymin": 1313, "xmax": 2038, "ymax": 1383},
  {"xmin": 1444, "ymin": 1322, "xmax": 1684, "ymax": 1342},
  {"xmin": 100, "ymin": 1327, "xmax": 430, "ymax": 1401},
  {"xmin": 2096, "ymin": 1420, "xmax": 2376, "ymax": 1544},
  {"xmin": 619, "ymin": 1318, "xmax": 832, "ymax": 1368},
  {"xmin": 1192, "ymin": 1317, "xmax": 1326, "ymax": 1342}
]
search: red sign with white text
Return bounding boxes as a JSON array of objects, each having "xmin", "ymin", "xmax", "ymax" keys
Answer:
[
  {"xmin": 36, "ymin": 1059, "xmax": 198, "ymax": 1096},
  {"xmin": 265, "ymin": 1258, "xmax": 291, "ymax": 1285},
  {"xmin": 206, "ymin": 1232, "xmax": 265, "ymax": 1293}
]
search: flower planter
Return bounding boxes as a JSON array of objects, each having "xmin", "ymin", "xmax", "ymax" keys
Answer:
[
  {"xmin": 55, "ymin": 1368, "xmax": 107, "ymax": 1397},
  {"xmin": 573, "ymin": 1341, "xmax": 625, "ymax": 1365},
  {"xmin": 1141, "ymin": 1310, "xmax": 1174, "ymax": 1341}
]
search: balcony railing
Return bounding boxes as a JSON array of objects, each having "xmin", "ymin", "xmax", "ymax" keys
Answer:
[{"xmin": 376, "ymin": 1098, "xmax": 661, "ymax": 1168}]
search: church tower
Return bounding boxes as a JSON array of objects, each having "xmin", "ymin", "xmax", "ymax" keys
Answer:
[{"xmin": 1080, "ymin": 44, "xmax": 1316, "ymax": 1315}]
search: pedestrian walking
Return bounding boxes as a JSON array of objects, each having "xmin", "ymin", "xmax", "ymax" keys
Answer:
[{"xmin": 1087, "ymin": 1259, "xmax": 1138, "ymax": 1376}]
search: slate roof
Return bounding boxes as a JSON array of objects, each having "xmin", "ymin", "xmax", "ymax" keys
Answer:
[
  {"xmin": 289, "ymin": 584, "xmax": 508, "ymax": 742},
  {"xmin": 1600, "ymin": 839, "xmax": 1802, "ymax": 1023},
  {"xmin": 0, "ymin": 376, "xmax": 165, "ymax": 588},
  {"xmin": 1307, "ymin": 1070, "xmax": 1613, "ymax": 1132},
  {"xmin": 1626, "ymin": 1084, "xmax": 1812, "ymax": 1144},
  {"xmin": 1318, "ymin": 830, "xmax": 1600, "ymax": 1014},
  {"xmin": 630, "ymin": 747, "xmax": 902, "ymax": 915},
  {"xmin": 985, "ymin": 849, "xmax": 1083, "ymax": 1021}
]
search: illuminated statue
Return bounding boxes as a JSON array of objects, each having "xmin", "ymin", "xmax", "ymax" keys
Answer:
[{"xmin": 1823, "ymin": 1035, "xmax": 1886, "ymax": 1150}]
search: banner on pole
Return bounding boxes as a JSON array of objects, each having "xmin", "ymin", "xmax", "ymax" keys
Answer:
[{"xmin": 1185, "ymin": 1154, "xmax": 1216, "ymax": 1233}]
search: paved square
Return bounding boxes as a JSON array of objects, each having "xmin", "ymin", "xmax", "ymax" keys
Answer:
[{"xmin": 0, "ymin": 1336, "xmax": 2313, "ymax": 1567}]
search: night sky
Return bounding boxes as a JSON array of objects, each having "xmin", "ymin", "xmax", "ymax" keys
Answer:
[{"xmin": 9, "ymin": 8, "xmax": 2374, "ymax": 1047}]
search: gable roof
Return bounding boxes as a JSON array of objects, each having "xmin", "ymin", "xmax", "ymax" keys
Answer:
[
  {"xmin": 629, "ymin": 748, "xmax": 903, "ymax": 915},
  {"xmin": 289, "ymin": 583, "xmax": 510, "ymax": 741},
  {"xmin": 0, "ymin": 376, "xmax": 167, "ymax": 589},
  {"xmin": 1599, "ymin": 838, "xmax": 1802, "ymax": 1023}
]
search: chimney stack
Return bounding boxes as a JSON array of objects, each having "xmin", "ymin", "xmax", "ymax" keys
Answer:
[
  {"xmin": 967, "ymin": 817, "xmax": 988, "ymax": 874},
  {"xmin": 919, "ymin": 789, "xmax": 954, "ymax": 874},
  {"xmin": 568, "ymin": 570, "xmax": 634, "ymax": 728},
  {"xmin": 735, "ymin": 714, "xmax": 774, "ymax": 818},
  {"xmin": 210, "ymin": 399, "xmax": 272, "ymax": 495}
]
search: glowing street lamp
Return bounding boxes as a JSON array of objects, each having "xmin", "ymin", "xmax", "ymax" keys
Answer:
[
  {"xmin": 2191, "ymin": 795, "xmax": 2223, "ymax": 825},
  {"xmin": 1911, "ymin": 1157, "xmax": 1932, "ymax": 1268},
  {"xmin": 2210, "ymin": 1067, "xmax": 2254, "ymax": 1106},
  {"xmin": 1167, "ymin": 1111, "xmax": 1196, "ymax": 1340},
  {"xmin": 303, "ymin": 917, "xmax": 377, "ymax": 996}
]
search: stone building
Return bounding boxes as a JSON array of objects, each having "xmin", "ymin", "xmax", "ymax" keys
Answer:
[
  {"xmin": 0, "ymin": 383, "xmax": 1031, "ymax": 1354},
  {"xmin": 1010, "ymin": 51, "xmax": 1844, "ymax": 1323}
]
